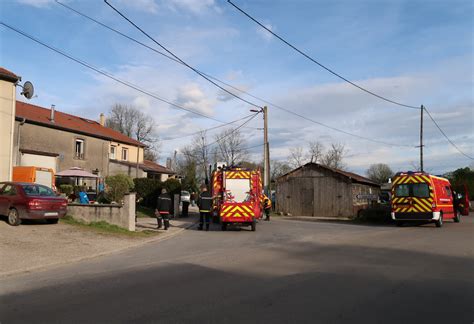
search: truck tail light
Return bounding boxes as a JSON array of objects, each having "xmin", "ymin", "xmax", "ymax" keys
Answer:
[
  {"xmin": 432, "ymin": 202, "xmax": 436, "ymax": 208},
  {"xmin": 60, "ymin": 201, "xmax": 68, "ymax": 208}
]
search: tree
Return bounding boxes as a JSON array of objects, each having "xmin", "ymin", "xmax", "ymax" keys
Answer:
[
  {"xmin": 106, "ymin": 104, "xmax": 159, "ymax": 161},
  {"xmin": 271, "ymin": 160, "xmax": 292, "ymax": 181},
  {"xmin": 289, "ymin": 146, "xmax": 306, "ymax": 168},
  {"xmin": 367, "ymin": 163, "xmax": 394, "ymax": 184},
  {"xmin": 177, "ymin": 131, "xmax": 211, "ymax": 188},
  {"xmin": 214, "ymin": 128, "xmax": 248, "ymax": 166},
  {"xmin": 308, "ymin": 141, "xmax": 324, "ymax": 163},
  {"xmin": 446, "ymin": 167, "xmax": 474, "ymax": 195},
  {"xmin": 321, "ymin": 143, "xmax": 346, "ymax": 170}
]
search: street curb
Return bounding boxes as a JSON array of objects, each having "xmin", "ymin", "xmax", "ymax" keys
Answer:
[{"xmin": 0, "ymin": 220, "xmax": 199, "ymax": 279}]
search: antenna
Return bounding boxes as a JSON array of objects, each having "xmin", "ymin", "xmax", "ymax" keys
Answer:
[{"xmin": 20, "ymin": 81, "xmax": 35, "ymax": 99}]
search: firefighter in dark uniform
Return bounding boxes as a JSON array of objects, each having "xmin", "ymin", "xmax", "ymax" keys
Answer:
[
  {"xmin": 155, "ymin": 188, "xmax": 172, "ymax": 230},
  {"xmin": 198, "ymin": 186, "xmax": 213, "ymax": 231}
]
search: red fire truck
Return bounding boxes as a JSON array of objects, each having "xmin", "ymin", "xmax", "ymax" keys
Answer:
[
  {"xmin": 391, "ymin": 171, "xmax": 461, "ymax": 227},
  {"xmin": 211, "ymin": 166, "xmax": 263, "ymax": 231}
]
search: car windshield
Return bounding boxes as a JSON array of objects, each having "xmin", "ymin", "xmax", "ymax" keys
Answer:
[
  {"xmin": 22, "ymin": 184, "xmax": 55, "ymax": 197},
  {"xmin": 181, "ymin": 191, "xmax": 190, "ymax": 196}
]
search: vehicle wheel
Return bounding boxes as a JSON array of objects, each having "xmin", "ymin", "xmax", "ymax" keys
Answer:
[
  {"xmin": 221, "ymin": 222, "xmax": 227, "ymax": 231},
  {"xmin": 7, "ymin": 208, "xmax": 21, "ymax": 226},
  {"xmin": 435, "ymin": 212, "xmax": 443, "ymax": 228},
  {"xmin": 251, "ymin": 220, "xmax": 256, "ymax": 232},
  {"xmin": 46, "ymin": 218, "xmax": 59, "ymax": 224},
  {"xmin": 396, "ymin": 221, "xmax": 403, "ymax": 227}
]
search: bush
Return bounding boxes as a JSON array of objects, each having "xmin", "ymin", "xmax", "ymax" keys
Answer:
[
  {"xmin": 105, "ymin": 174, "xmax": 134, "ymax": 203},
  {"xmin": 133, "ymin": 178, "xmax": 182, "ymax": 209},
  {"xmin": 59, "ymin": 184, "xmax": 73, "ymax": 196}
]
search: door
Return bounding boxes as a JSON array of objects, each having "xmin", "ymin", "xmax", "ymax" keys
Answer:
[
  {"xmin": 300, "ymin": 188, "xmax": 314, "ymax": 216},
  {"xmin": 0, "ymin": 184, "xmax": 15, "ymax": 216}
]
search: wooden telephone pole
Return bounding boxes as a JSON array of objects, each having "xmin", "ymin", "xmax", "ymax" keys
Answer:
[
  {"xmin": 420, "ymin": 105, "xmax": 424, "ymax": 172},
  {"xmin": 263, "ymin": 106, "xmax": 270, "ymax": 195}
]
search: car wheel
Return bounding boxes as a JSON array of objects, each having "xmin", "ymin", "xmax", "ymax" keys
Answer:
[
  {"xmin": 435, "ymin": 212, "xmax": 443, "ymax": 228},
  {"xmin": 221, "ymin": 222, "xmax": 227, "ymax": 231},
  {"xmin": 7, "ymin": 208, "xmax": 21, "ymax": 226},
  {"xmin": 396, "ymin": 221, "xmax": 403, "ymax": 227},
  {"xmin": 46, "ymin": 218, "xmax": 59, "ymax": 224},
  {"xmin": 251, "ymin": 220, "xmax": 256, "ymax": 232}
]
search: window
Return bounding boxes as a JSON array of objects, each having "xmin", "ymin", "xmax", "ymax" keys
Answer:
[
  {"xmin": 0, "ymin": 184, "xmax": 16, "ymax": 196},
  {"xmin": 395, "ymin": 183, "xmax": 430, "ymax": 198},
  {"xmin": 110, "ymin": 145, "xmax": 116, "ymax": 159},
  {"xmin": 395, "ymin": 184, "xmax": 410, "ymax": 197},
  {"xmin": 75, "ymin": 139, "xmax": 85, "ymax": 159},
  {"xmin": 412, "ymin": 183, "xmax": 430, "ymax": 198},
  {"xmin": 122, "ymin": 148, "xmax": 128, "ymax": 161},
  {"xmin": 445, "ymin": 186, "xmax": 452, "ymax": 197},
  {"xmin": 22, "ymin": 184, "xmax": 55, "ymax": 196}
]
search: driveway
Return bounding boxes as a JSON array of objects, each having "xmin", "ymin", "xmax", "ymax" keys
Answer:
[{"xmin": 0, "ymin": 214, "xmax": 197, "ymax": 277}]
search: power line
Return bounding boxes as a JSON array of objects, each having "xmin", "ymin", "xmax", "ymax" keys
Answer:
[
  {"xmin": 204, "ymin": 113, "xmax": 260, "ymax": 149},
  {"xmin": 104, "ymin": 0, "xmax": 263, "ymax": 110},
  {"xmin": 423, "ymin": 107, "xmax": 473, "ymax": 160},
  {"xmin": 227, "ymin": 0, "xmax": 421, "ymax": 110},
  {"xmin": 162, "ymin": 113, "xmax": 257, "ymax": 141},
  {"xmin": 0, "ymin": 21, "xmax": 244, "ymax": 126},
  {"xmin": 55, "ymin": 1, "xmax": 413, "ymax": 148}
]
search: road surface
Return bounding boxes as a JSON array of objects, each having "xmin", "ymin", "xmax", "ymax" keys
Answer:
[{"xmin": 1, "ymin": 214, "xmax": 473, "ymax": 323}]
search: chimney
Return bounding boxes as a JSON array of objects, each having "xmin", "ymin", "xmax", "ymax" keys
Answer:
[
  {"xmin": 99, "ymin": 113, "xmax": 106, "ymax": 126},
  {"xmin": 50, "ymin": 104, "xmax": 55, "ymax": 123}
]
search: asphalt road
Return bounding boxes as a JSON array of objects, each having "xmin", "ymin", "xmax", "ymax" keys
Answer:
[{"xmin": 1, "ymin": 214, "xmax": 473, "ymax": 323}]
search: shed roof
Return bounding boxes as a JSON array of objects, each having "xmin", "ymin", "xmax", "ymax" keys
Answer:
[
  {"xmin": 109, "ymin": 159, "xmax": 175, "ymax": 175},
  {"xmin": 15, "ymin": 101, "xmax": 145, "ymax": 147},
  {"xmin": 278, "ymin": 162, "xmax": 380, "ymax": 187}
]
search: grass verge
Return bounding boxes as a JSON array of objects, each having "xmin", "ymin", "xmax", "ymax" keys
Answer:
[{"xmin": 61, "ymin": 216, "xmax": 156, "ymax": 237}]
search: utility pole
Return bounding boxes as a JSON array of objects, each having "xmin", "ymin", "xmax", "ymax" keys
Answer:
[
  {"xmin": 263, "ymin": 106, "xmax": 270, "ymax": 195},
  {"xmin": 420, "ymin": 105, "xmax": 424, "ymax": 172}
]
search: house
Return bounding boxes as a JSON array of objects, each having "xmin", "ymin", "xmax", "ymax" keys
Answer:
[
  {"xmin": 13, "ymin": 101, "xmax": 175, "ymax": 181},
  {"xmin": 276, "ymin": 162, "xmax": 381, "ymax": 218},
  {"xmin": 0, "ymin": 68, "xmax": 20, "ymax": 181}
]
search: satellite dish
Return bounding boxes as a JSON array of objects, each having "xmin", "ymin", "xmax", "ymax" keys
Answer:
[{"xmin": 21, "ymin": 81, "xmax": 34, "ymax": 100}]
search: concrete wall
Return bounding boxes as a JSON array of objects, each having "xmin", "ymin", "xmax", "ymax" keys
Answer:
[
  {"xmin": 109, "ymin": 160, "xmax": 146, "ymax": 178},
  {"xmin": 110, "ymin": 140, "xmax": 144, "ymax": 164},
  {"xmin": 15, "ymin": 122, "xmax": 109, "ymax": 176},
  {"xmin": 67, "ymin": 193, "xmax": 136, "ymax": 231},
  {"xmin": 0, "ymin": 79, "xmax": 16, "ymax": 181}
]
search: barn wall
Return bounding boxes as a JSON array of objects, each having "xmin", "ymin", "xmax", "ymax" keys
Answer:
[{"xmin": 276, "ymin": 165, "xmax": 379, "ymax": 218}]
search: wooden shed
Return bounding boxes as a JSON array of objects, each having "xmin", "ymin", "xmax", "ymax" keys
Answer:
[{"xmin": 276, "ymin": 163, "xmax": 380, "ymax": 218}]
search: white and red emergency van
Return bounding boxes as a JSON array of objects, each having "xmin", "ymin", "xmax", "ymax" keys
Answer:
[{"xmin": 391, "ymin": 171, "xmax": 460, "ymax": 227}]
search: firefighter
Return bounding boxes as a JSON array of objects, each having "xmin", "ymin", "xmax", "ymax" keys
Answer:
[
  {"xmin": 198, "ymin": 186, "xmax": 213, "ymax": 231},
  {"xmin": 262, "ymin": 194, "xmax": 272, "ymax": 221},
  {"xmin": 155, "ymin": 188, "xmax": 172, "ymax": 230}
]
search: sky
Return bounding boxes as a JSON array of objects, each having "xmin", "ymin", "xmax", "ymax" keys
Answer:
[{"xmin": 1, "ymin": 0, "xmax": 473, "ymax": 175}]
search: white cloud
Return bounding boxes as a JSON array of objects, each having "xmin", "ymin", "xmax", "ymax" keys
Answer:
[
  {"xmin": 16, "ymin": 0, "xmax": 55, "ymax": 8},
  {"xmin": 162, "ymin": 0, "xmax": 218, "ymax": 14},
  {"xmin": 116, "ymin": 0, "xmax": 159, "ymax": 14},
  {"xmin": 175, "ymin": 83, "xmax": 216, "ymax": 116},
  {"xmin": 256, "ymin": 23, "xmax": 275, "ymax": 42}
]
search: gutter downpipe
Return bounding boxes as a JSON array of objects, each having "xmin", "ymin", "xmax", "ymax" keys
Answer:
[{"xmin": 16, "ymin": 117, "xmax": 26, "ymax": 166}]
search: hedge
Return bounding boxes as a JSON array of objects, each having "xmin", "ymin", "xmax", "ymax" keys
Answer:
[{"xmin": 133, "ymin": 178, "xmax": 182, "ymax": 210}]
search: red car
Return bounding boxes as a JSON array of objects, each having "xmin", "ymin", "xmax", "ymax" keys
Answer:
[{"xmin": 0, "ymin": 182, "xmax": 67, "ymax": 226}]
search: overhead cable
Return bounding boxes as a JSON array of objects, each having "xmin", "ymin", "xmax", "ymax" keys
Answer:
[
  {"xmin": 104, "ymin": 0, "xmax": 263, "ymax": 110},
  {"xmin": 55, "ymin": 1, "xmax": 413, "ymax": 148},
  {"xmin": 0, "ymin": 22, "xmax": 240, "ymax": 125},
  {"xmin": 227, "ymin": 0, "xmax": 421, "ymax": 110},
  {"xmin": 424, "ymin": 107, "xmax": 473, "ymax": 160}
]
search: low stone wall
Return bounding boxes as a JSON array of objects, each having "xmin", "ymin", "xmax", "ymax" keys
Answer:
[{"xmin": 67, "ymin": 193, "xmax": 136, "ymax": 231}]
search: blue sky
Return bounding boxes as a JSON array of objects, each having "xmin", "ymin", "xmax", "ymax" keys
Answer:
[{"xmin": 1, "ymin": 0, "xmax": 473, "ymax": 175}]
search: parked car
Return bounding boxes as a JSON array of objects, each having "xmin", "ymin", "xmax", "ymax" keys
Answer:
[
  {"xmin": 0, "ymin": 182, "xmax": 68, "ymax": 226},
  {"xmin": 180, "ymin": 190, "xmax": 191, "ymax": 203}
]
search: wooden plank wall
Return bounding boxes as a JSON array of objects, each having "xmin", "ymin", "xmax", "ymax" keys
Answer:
[{"xmin": 276, "ymin": 165, "xmax": 356, "ymax": 218}]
